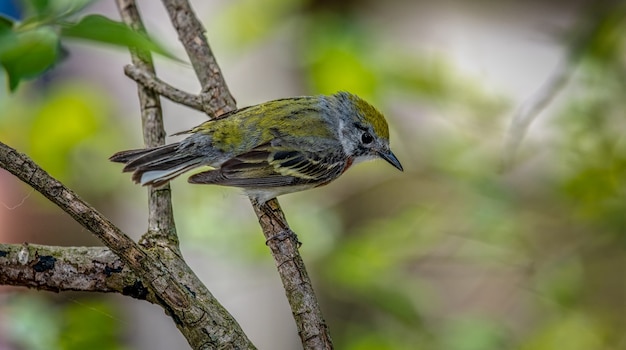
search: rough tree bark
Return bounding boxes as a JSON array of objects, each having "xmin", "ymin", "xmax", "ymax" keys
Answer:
[{"xmin": 0, "ymin": 0, "xmax": 332, "ymax": 349}]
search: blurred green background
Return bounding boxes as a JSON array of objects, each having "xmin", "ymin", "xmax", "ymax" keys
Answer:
[{"xmin": 1, "ymin": 0, "xmax": 625, "ymax": 349}]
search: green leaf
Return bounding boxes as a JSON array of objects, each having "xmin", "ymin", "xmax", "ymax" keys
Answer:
[
  {"xmin": 0, "ymin": 26, "xmax": 59, "ymax": 91},
  {"xmin": 28, "ymin": 0, "xmax": 51, "ymax": 16},
  {"xmin": 0, "ymin": 15, "xmax": 14, "ymax": 32},
  {"xmin": 22, "ymin": 0, "xmax": 95, "ymax": 22},
  {"xmin": 49, "ymin": 0, "xmax": 95, "ymax": 19},
  {"xmin": 60, "ymin": 14, "xmax": 179, "ymax": 60}
]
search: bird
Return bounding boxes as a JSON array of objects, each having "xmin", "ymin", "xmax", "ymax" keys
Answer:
[{"xmin": 110, "ymin": 91, "xmax": 403, "ymax": 203}]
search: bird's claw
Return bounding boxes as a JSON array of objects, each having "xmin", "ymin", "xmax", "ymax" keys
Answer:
[{"xmin": 266, "ymin": 229, "xmax": 302, "ymax": 248}]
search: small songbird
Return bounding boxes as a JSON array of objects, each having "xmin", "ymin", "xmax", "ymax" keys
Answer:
[{"xmin": 110, "ymin": 91, "xmax": 403, "ymax": 203}]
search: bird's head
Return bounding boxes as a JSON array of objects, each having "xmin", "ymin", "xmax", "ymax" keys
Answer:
[{"xmin": 333, "ymin": 92, "xmax": 403, "ymax": 171}]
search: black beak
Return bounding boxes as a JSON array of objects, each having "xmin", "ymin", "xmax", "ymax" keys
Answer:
[{"xmin": 378, "ymin": 149, "xmax": 403, "ymax": 171}]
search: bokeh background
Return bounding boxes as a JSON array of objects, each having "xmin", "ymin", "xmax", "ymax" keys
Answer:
[{"xmin": 1, "ymin": 0, "xmax": 625, "ymax": 349}]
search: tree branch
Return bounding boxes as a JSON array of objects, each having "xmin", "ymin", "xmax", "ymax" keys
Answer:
[
  {"xmin": 124, "ymin": 64, "xmax": 204, "ymax": 111},
  {"xmin": 503, "ymin": 1, "xmax": 616, "ymax": 168},
  {"xmin": 114, "ymin": 1, "xmax": 255, "ymax": 348},
  {"xmin": 0, "ymin": 243, "xmax": 156, "ymax": 301},
  {"xmin": 253, "ymin": 200, "xmax": 333, "ymax": 348},
  {"xmin": 161, "ymin": 0, "xmax": 236, "ymax": 117},
  {"xmin": 0, "ymin": 144, "xmax": 137, "ymax": 257},
  {"xmin": 116, "ymin": 0, "xmax": 178, "ymax": 249},
  {"xmin": 503, "ymin": 62, "xmax": 573, "ymax": 170},
  {"xmin": 158, "ymin": 0, "xmax": 333, "ymax": 348},
  {"xmin": 0, "ymin": 141, "xmax": 254, "ymax": 349}
]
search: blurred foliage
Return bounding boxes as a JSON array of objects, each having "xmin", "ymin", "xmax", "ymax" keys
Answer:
[
  {"xmin": 214, "ymin": 0, "xmax": 305, "ymax": 47},
  {"xmin": 1, "ymin": 294, "xmax": 126, "ymax": 350},
  {"xmin": 57, "ymin": 298, "xmax": 127, "ymax": 350},
  {"xmin": 0, "ymin": 81, "xmax": 122, "ymax": 196},
  {"xmin": 3, "ymin": 294, "xmax": 59, "ymax": 350}
]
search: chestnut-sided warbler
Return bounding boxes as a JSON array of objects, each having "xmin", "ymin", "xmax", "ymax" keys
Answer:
[{"xmin": 110, "ymin": 91, "xmax": 403, "ymax": 203}]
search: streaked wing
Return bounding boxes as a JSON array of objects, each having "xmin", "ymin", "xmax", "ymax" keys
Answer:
[{"xmin": 188, "ymin": 143, "xmax": 346, "ymax": 188}]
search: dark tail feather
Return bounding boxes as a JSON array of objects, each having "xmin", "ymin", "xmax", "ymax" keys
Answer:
[
  {"xmin": 109, "ymin": 148, "xmax": 154, "ymax": 164},
  {"xmin": 110, "ymin": 143, "xmax": 203, "ymax": 186},
  {"xmin": 121, "ymin": 144, "xmax": 181, "ymax": 172}
]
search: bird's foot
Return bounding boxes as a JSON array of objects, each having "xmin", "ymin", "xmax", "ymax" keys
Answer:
[{"xmin": 266, "ymin": 229, "xmax": 302, "ymax": 248}]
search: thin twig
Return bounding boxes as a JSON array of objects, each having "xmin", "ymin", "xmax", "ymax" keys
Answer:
[
  {"xmin": 503, "ymin": 1, "xmax": 616, "ymax": 169},
  {"xmin": 253, "ymin": 200, "xmax": 334, "ymax": 348},
  {"xmin": 116, "ymin": 0, "xmax": 179, "ymax": 249},
  {"xmin": 161, "ymin": 0, "xmax": 236, "ymax": 117},
  {"xmin": 124, "ymin": 64, "xmax": 204, "ymax": 111},
  {"xmin": 503, "ymin": 62, "xmax": 572, "ymax": 169}
]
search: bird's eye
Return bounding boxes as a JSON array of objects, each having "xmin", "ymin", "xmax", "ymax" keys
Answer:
[{"xmin": 361, "ymin": 132, "xmax": 374, "ymax": 144}]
